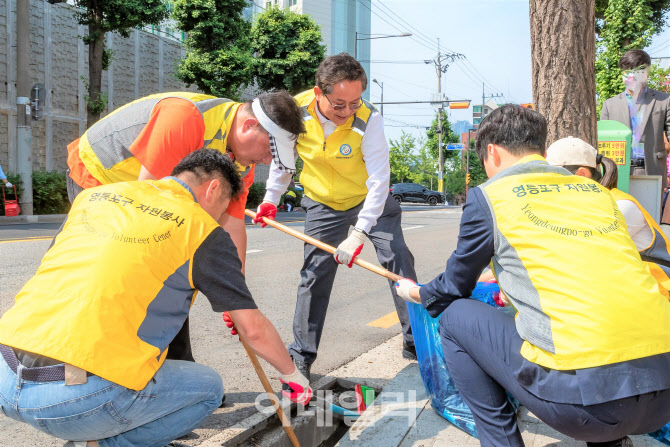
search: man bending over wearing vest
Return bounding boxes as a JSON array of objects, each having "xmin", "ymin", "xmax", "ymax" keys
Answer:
[
  {"xmin": 0, "ymin": 150, "xmax": 311, "ymax": 447},
  {"xmin": 395, "ymin": 105, "xmax": 670, "ymax": 447},
  {"xmin": 67, "ymin": 90, "xmax": 304, "ymax": 365},
  {"xmin": 253, "ymin": 53, "xmax": 418, "ymax": 381}
]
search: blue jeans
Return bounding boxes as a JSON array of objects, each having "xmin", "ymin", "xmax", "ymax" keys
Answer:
[{"xmin": 0, "ymin": 356, "xmax": 224, "ymax": 447}]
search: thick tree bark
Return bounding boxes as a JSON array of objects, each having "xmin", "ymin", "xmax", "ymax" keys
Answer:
[
  {"xmin": 87, "ymin": 0, "xmax": 105, "ymax": 127},
  {"xmin": 530, "ymin": 0, "xmax": 597, "ymax": 147}
]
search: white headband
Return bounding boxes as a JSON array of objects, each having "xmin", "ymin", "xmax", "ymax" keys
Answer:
[{"xmin": 251, "ymin": 98, "xmax": 294, "ymax": 141}]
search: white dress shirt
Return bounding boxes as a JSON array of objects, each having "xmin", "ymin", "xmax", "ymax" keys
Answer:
[
  {"xmin": 263, "ymin": 101, "xmax": 391, "ymax": 234},
  {"xmin": 616, "ymin": 199, "xmax": 654, "ymax": 250}
]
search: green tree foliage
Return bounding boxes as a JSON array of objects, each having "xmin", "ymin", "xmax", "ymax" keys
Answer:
[
  {"xmin": 251, "ymin": 7, "xmax": 326, "ymax": 94},
  {"xmin": 389, "ymin": 132, "xmax": 416, "ymax": 184},
  {"xmin": 72, "ymin": 0, "xmax": 169, "ymax": 126},
  {"xmin": 409, "ymin": 138, "xmax": 439, "ymax": 190},
  {"xmin": 173, "ymin": 0, "xmax": 254, "ymax": 98},
  {"xmin": 426, "ymin": 110, "xmax": 460, "ymax": 163},
  {"xmin": 595, "ymin": 0, "xmax": 658, "ymax": 112},
  {"xmin": 596, "ymin": 0, "xmax": 670, "ymax": 35}
]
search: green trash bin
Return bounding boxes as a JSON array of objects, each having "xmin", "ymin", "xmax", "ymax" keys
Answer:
[{"xmin": 597, "ymin": 120, "xmax": 632, "ymax": 193}]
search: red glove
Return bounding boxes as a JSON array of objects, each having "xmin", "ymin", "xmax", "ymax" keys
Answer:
[
  {"xmin": 279, "ymin": 368, "xmax": 312, "ymax": 405},
  {"xmin": 222, "ymin": 312, "xmax": 238, "ymax": 336},
  {"xmin": 252, "ymin": 202, "xmax": 277, "ymax": 228}
]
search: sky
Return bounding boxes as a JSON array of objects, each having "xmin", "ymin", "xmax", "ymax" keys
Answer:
[{"xmin": 368, "ymin": 0, "xmax": 670, "ymax": 145}]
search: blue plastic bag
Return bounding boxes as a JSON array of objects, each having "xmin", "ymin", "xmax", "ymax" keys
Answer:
[
  {"xmin": 406, "ymin": 282, "xmax": 518, "ymax": 438},
  {"xmin": 650, "ymin": 425, "xmax": 670, "ymax": 445}
]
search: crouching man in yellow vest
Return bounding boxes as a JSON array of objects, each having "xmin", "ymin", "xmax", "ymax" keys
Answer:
[
  {"xmin": 396, "ymin": 105, "xmax": 670, "ymax": 447},
  {"xmin": 0, "ymin": 150, "xmax": 311, "ymax": 447},
  {"xmin": 253, "ymin": 54, "xmax": 418, "ymax": 381}
]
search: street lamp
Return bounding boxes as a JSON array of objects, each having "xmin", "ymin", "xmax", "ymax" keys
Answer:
[
  {"xmin": 372, "ymin": 79, "xmax": 384, "ymax": 116},
  {"xmin": 354, "ymin": 32, "xmax": 412, "ymax": 59}
]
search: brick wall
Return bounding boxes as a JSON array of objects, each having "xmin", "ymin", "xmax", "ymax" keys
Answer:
[{"xmin": 0, "ymin": 1, "xmax": 195, "ymax": 173}]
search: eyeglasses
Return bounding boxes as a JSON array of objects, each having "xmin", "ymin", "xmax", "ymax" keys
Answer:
[{"xmin": 323, "ymin": 93, "xmax": 362, "ymax": 111}]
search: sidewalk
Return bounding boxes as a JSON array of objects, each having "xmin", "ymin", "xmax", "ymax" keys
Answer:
[
  {"xmin": 0, "ymin": 214, "xmax": 66, "ymax": 225},
  {"xmin": 338, "ymin": 344, "xmax": 667, "ymax": 447}
]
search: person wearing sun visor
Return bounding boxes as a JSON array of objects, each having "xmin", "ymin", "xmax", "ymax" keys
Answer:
[
  {"xmin": 66, "ymin": 91, "xmax": 305, "ymax": 367},
  {"xmin": 253, "ymin": 53, "xmax": 419, "ymax": 382}
]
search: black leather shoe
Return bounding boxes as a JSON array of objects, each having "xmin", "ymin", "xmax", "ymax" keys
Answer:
[
  {"xmin": 402, "ymin": 343, "xmax": 417, "ymax": 361},
  {"xmin": 587, "ymin": 436, "xmax": 633, "ymax": 447},
  {"xmin": 291, "ymin": 357, "xmax": 311, "ymax": 383}
]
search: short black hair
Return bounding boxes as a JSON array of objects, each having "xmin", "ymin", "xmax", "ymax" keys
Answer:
[
  {"xmin": 245, "ymin": 90, "xmax": 305, "ymax": 137},
  {"xmin": 619, "ymin": 49, "xmax": 651, "ymax": 70},
  {"xmin": 171, "ymin": 149, "xmax": 243, "ymax": 201},
  {"xmin": 475, "ymin": 104, "xmax": 547, "ymax": 165},
  {"xmin": 315, "ymin": 53, "xmax": 368, "ymax": 94}
]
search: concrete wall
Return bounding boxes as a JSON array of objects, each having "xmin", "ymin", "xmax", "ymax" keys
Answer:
[{"xmin": 0, "ymin": 0, "xmax": 194, "ymax": 173}]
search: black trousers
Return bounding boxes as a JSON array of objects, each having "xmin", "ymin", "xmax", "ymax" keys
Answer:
[{"xmin": 439, "ymin": 299, "xmax": 670, "ymax": 447}]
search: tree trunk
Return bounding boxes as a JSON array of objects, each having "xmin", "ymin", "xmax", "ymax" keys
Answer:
[
  {"xmin": 87, "ymin": 0, "xmax": 106, "ymax": 127},
  {"xmin": 529, "ymin": 0, "xmax": 597, "ymax": 147}
]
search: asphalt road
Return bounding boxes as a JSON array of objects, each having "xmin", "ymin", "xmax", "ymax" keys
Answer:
[{"xmin": 0, "ymin": 203, "xmax": 462, "ymax": 446}]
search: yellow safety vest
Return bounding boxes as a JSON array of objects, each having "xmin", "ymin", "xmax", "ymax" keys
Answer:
[
  {"xmin": 294, "ymin": 90, "xmax": 374, "ymax": 210},
  {"xmin": 75, "ymin": 92, "xmax": 241, "ymax": 185},
  {"xmin": 482, "ymin": 155, "xmax": 670, "ymax": 370},
  {"xmin": 0, "ymin": 178, "xmax": 220, "ymax": 390}
]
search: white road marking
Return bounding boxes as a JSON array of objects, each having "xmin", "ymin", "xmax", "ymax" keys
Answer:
[
  {"xmin": 402, "ymin": 226, "xmax": 424, "ymax": 231},
  {"xmin": 246, "ymin": 249, "xmax": 263, "ymax": 254}
]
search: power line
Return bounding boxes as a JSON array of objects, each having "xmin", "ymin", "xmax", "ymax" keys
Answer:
[
  {"xmin": 369, "ymin": 0, "xmax": 440, "ymax": 53},
  {"xmin": 373, "ymin": 0, "xmax": 440, "ymax": 50},
  {"xmin": 355, "ymin": 0, "xmax": 439, "ymax": 55}
]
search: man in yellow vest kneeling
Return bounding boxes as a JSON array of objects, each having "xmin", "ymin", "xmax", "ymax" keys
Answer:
[
  {"xmin": 396, "ymin": 105, "xmax": 670, "ymax": 447},
  {"xmin": 0, "ymin": 150, "xmax": 311, "ymax": 447}
]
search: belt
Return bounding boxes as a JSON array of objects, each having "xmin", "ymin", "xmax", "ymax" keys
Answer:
[{"xmin": 0, "ymin": 344, "xmax": 93, "ymax": 382}]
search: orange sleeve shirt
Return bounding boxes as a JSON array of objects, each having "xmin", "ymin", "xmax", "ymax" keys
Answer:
[
  {"xmin": 130, "ymin": 97, "xmax": 206, "ymax": 180},
  {"xmin": 122, "ymin": 97, "xmax": 251, "ymax": 218}
]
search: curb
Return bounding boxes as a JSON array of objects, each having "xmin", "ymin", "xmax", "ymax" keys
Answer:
[
  {"xmin": 197, "ymin": 334, "xmax": 412, "ymax": 447},
  {"xmin": 0, "ymin": 214, "xmax": 66, "ymax": 225}
]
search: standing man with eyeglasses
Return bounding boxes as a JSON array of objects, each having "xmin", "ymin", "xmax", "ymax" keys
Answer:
[{"xmin": 253, "ymin": 53, "xmax": 418, "ymax": 381}]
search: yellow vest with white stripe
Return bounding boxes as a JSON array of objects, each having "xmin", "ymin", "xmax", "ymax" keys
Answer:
[
  {"xmin": 0, "ymin": 178, "xmax": 220, "ymax": 390},
  {"xmin": 610, "ymin": 188, "xmax": 670, "ymax": 277},
  {"xmin": 294, "ymin": 90, "xmax": 374, "ymax": 210},
  {"xmin": 77, "ymin": 92, "xmax": 241, "ymax": 185},
  {"xmin": 482, "ymin": 155, "xmax": 670, "ymax": 370}
]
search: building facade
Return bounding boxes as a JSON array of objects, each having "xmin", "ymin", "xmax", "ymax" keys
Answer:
[{"xmin": 0, "ymin": 0, "xmax": 194, "ymax": 173}]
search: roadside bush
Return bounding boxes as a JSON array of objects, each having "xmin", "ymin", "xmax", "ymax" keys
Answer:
[
  {"xmin": 0, "ymin": 171, "xmax": 70, "ymax": 216},
  {"xmin": 32, "ymin": 171, "xmax": 70, "ymax": 214},
  {"xmin": 246, "ymin": 182, "xmax": 266, "ymax": 210}
]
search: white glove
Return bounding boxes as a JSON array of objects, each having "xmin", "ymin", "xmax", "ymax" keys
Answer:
[
  {"xmin": 5, "ymin": 182, "xmax": 12, "ymax": 188},
  {"xmin": 279, "ymin": 367, "xmax": 312, "ymax": 405},
  {"xmin": 334, "ymin": 229, "xmax": 366, "ymax": 268},
  {"xmin": 396, "ymin": 279, "xmax": 421, "ymax": 303}
]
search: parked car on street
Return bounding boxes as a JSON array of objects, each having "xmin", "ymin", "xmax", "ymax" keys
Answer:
[{"xmin": 390, "ymin": 183, "xmax": 445, "ymax": 205}]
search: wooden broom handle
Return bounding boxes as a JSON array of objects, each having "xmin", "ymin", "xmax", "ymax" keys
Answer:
[{"xmin": 245, "ymin": 209, "xmax": 402, "ymax": 283}]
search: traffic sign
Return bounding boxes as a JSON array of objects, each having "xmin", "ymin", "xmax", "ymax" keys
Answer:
[{"xmin": 446, "ymin": 143, "xmax": 465, "ymax": 150}]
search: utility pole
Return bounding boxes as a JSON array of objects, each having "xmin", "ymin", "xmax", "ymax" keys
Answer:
[
  {"xmin": 437, "ymin": 39, "xmax": 443, "ymax": 195},
  {"xmin": 17, "ymin": 0, "xmax": 33, "ymax": 215},
  {"xmin": 481, "ymin": 83, "xmax": 503, "ymax": 126},
  {"xmin": 426, "ymin": 43, "xmax": 464, "ymax": 195}
]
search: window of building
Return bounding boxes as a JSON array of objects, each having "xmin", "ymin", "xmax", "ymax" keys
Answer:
[{"xmin": 290, "ymin": 0, "xmax": 297, "ymax": 5}]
